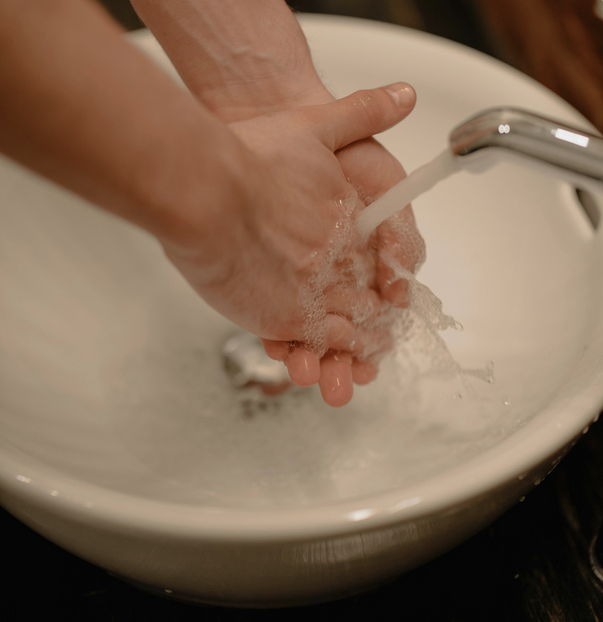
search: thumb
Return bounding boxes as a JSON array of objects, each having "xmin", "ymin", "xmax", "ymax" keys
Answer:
[{"xmin": 314, "ymin": 82, "xmax": 416, "ymax": 152}]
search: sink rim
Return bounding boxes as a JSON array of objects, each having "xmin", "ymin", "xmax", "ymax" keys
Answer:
[{"xmin": 2, "ymin": 372, "xmax": 601, "ymax": 540}]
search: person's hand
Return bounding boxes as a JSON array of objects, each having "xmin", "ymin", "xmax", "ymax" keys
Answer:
[
  {"xmin": 131, "ymin": 0, "xmax": 426, "ymax": 402},
  {"xmin": 0, "ymin": 0, "xmax": 421, "ymax": 408},
  {"xmin": 259, "ymin": 128, "xmax": 426, "ymax": 400},
  {"xmin": 161, "ymin": 85, "xmax": 416, "ymax": 406},
  {"xmin": 217, "ymin": 86, "xmax": 426, "ymax": 402}
]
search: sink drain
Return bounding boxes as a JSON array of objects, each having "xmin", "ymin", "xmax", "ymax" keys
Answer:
[{"xmin": 222, "ymin": 331, "xmax": 292, "ymax": 395}]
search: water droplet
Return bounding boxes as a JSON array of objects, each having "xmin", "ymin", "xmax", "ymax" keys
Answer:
[
  {"xmin": 514, "ymin": 574, "xmax": 519, "ymax": 579},
  {"xmin": 519, "ymin": 496, "xmax": 526, "ymax": 502},
  {"xmin": 534, "ymin": 479, "xmax": 542, "ymax": 486},
  {"xmin": 518, "ymin": 475, "xmax": 525, "ymax": 481},
  {"xmin": 583, "ymin": 426, "xmax": 590, "ymax": 435}
]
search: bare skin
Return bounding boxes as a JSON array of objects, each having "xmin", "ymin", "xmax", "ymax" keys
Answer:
[
  {"xmin": 0, "ymin": 0, "xmax": 420, "ymax": 407},
  {"xmin": 131, "ymin": 0, "xmax": 426, "ymax": 405}
]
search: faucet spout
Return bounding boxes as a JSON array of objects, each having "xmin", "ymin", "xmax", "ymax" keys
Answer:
[{"xmin": 449, "ymin": 107, "xmax": 603, "ymax": 193}]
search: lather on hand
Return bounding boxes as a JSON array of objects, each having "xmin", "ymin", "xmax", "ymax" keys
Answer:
[
  {"xmin": 0, "ymin": 0, "xmax": 422, "ymax": 408},
  {"xmin": 132, "ymin": 0, "xmax": 426, "ymax": 405}
]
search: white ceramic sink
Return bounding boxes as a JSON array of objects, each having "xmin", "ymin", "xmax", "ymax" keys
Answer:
[{"xmin": 1, "ymin": 15, "xmax": 603, "ymax": 607}]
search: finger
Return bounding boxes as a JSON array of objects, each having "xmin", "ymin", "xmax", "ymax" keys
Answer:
[
  {"xmin": 315, "ymin": 82, "xmax": 416, "ymax": 152},
  {"xmin": 336, "ymin": 136, "xmax": 406, "ymax": 203},
  {"xmin": 378, "ymin": 205, "xmax": 426, "ymax": 272},
  {"xmin": 376, "ymin": 204, "xmax": 426, "ymax": 307},
  {"xmin": 326, "ymin": 287, "xmax": 382, "ymax": 323},
  {"xmin": 285, "ymin": 346, "xmax": 321, "ymax": 387},
  {"xmin": 260, "ymin": 382, "xmax": 292, "ymax": 396},
  {"xmin": 260, "ymin": 338, "xmax": 290, "ymax": 361},
  {"xmin": 319, "ymin": 352, "xmax": 354, "ymax": 407},
  {"xmin": 325, "ymin": 314, "xmax": 356, "ymax": 351},
  {"xmin": 376, "ymin": 262, "xmax": 411, "ymax": 308},
  {"xmin": 326, "ymin": 313, "xmax": 393, "ymax": 357},
  {"xmin": 352, "ymin": 358, "xmax": 379, "ymax": 385},
  {"xmin": 376, "ymin": 269, "xmax": 416, "ymax": 310}
]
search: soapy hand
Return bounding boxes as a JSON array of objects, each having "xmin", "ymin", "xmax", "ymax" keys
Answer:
[
  {"xmin": 187, "ymin": 81, "xmax": 425, "ymax": 406},
  {"xmin": 260, "ymin": 132, "xmax": 426, "ymax": 400},
  {"xmin": 0, "ymin": 0, "xmax": 423, "ymax": 408},
  {"xmin": 131, "ymin": 0, "xmax": 426, "ymax": 404},
  {"xmin": 231, "ymin": 100, "xmax": 425, "ymax": 404},
  {"xmin": 162, "ymin": 85, "xmax": 417, "ymax": 406}
]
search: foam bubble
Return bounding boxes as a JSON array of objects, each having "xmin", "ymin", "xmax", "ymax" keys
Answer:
[{"xmin": 300, "ymin": 192, "xmax": 493, "ymax": 387}]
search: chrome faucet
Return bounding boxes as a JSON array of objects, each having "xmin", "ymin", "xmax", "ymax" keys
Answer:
[
  {"xmin": 450, "ymin": 107, "xmax": 603, "ymax": 193},
  {"xmin": 356, "ymin": 106, "xmax": 603, "ymax": 237}
]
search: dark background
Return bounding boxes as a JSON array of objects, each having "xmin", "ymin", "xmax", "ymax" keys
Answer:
[
  {"xmin": 3, "ymin": 1, "xmax": 603, "ymax": 620},
  {"xmin": 98, "ymin": 0, "xmax": 603, "ymax": 132}
]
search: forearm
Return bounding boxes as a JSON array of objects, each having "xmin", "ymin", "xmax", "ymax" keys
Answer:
[
  {"xmin": 130, "ymin": 0, "xmax": 332, "ymax": 120},
  {"xmin": 0, "ymin": 0, "xmax": 245, "ymax": 250}
]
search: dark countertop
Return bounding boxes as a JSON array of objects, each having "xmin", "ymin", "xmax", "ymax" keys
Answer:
[{"xmin": 3, "ymin": 418, "xmax": 603, "ymax": 621}]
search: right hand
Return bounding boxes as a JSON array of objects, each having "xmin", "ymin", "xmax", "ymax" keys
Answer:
[
  {"xmin": 162, "ymin": 85, "xmax": 418, "ymax": 406},
  {"xmin": 132, "ymin": 0, "xmax": 426, "ymax": 403}
]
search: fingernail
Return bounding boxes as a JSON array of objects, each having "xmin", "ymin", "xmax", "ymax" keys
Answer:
[{"xmin": 384, "ymin": 82, "xmax": 415, "ymax": 107}]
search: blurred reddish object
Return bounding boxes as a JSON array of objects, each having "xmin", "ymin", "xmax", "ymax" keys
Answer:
[{"xmin": 475, "ymin": 0, "xmax": 603, "ymax": 131}]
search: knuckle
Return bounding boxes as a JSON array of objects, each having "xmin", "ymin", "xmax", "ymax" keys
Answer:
[{"xmin": 326, "ymin": 314, "xmax": 355, "ymax": 349}]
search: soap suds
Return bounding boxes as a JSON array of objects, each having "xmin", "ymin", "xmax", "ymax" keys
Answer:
[{"xmin": 300, "ymin": 193, "xmax": 493, "ymax": 387}]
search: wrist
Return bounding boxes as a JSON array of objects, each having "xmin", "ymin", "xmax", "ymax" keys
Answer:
[
  {"xmin": 131, "ymin": 0, "xmax": 334, "ymax": 119},
  {"xmin": 133, "ymin": 113, "xmax": 250, "ymax": 264}
]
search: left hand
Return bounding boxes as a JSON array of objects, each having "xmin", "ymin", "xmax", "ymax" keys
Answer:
[
  {"xmin": 133, "ymin": 0, "xmax": 426, "ymax": 404},
  {"xmin": 162, "ymin": 86, "xmax": 418, "ymax": 406}
]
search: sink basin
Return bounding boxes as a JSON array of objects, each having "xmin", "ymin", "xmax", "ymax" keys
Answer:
[{"xmin": 1, "ymin": 14, "xmax": 603, "ymax": 607}]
